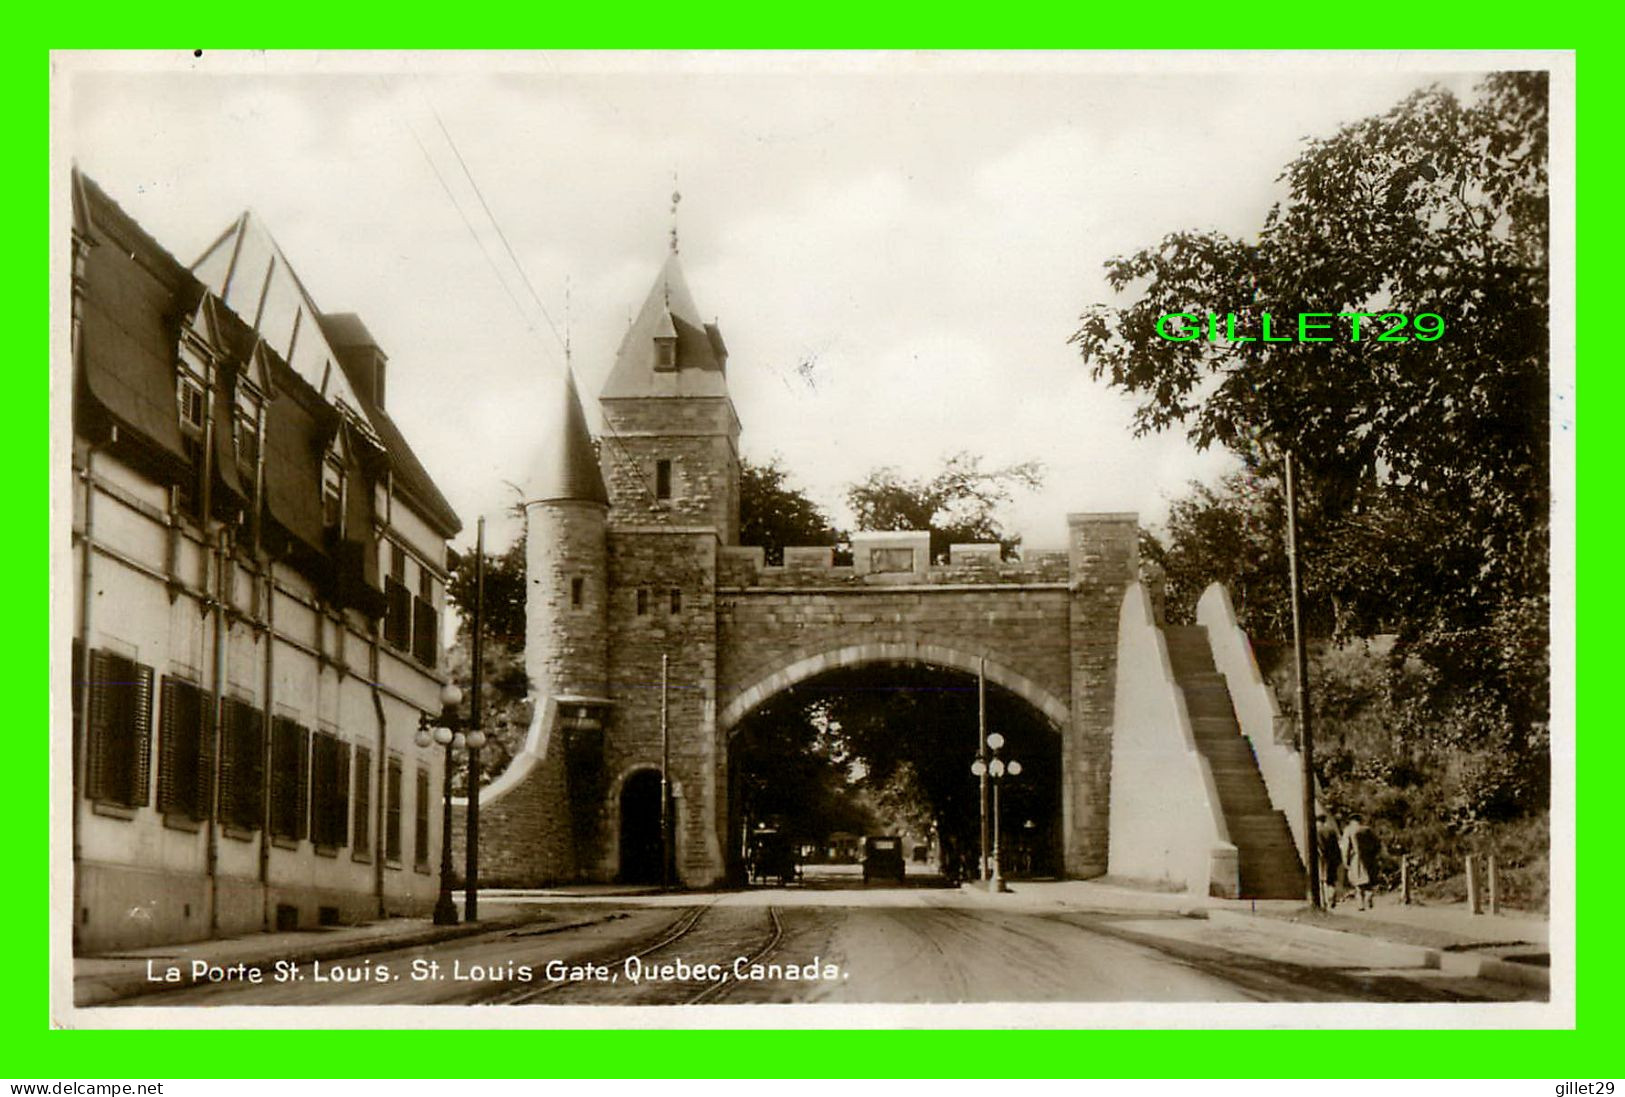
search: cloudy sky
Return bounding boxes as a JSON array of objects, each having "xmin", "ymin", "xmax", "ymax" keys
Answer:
[{"xmin": 60, "ymin": 52, "xmax": 1494, "ymax": 554}]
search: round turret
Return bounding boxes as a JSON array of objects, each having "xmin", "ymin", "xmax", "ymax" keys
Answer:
[{"xmin": 524, "ymin": 367, "xmax": 609, "ymax": 703}]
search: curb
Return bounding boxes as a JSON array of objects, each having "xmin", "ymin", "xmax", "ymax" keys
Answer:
[
  {"xmin": 1204, "ymin": 908, "xmax": 1549, "ymax": 990},
  {"xmin": 74, "ymin": 912, "xmax": 542, "ymax": 1008}
]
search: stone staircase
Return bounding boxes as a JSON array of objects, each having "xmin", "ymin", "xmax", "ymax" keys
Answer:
[{"xmin": 1163, "ymin": 625, "xmax": 1305, "ymax": 900}]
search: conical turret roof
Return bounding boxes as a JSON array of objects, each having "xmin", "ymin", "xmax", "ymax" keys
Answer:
[
  {"xmin": 525, "ymin": 365, "xmax": 608, "ymax": 505},
  {"xmin": 602, "ymin": 252, "xmax": 729, "ymax": 399}
]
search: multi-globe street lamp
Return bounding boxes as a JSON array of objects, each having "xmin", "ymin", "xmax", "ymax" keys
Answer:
[
  {"xmin": 415, "ymin": 681, "xmax": 485, "ymax": 925},
  {"xmin": 970, "ymin": 732, "xmax": 1021, "ymax": 893}
]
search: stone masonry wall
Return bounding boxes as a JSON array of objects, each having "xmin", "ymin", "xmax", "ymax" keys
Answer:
[
  {"xmin": 450, "ymin": 706, "xmax": 577, "ymax": 886},
  {"xmin": 525, "ymin": 500, "xmax": 608, "ymax": 700},
  {"xmin": 600, "ymin": 529, "xmax": 721, "ymax": 884},
  {"xmin": 601, "ymin": 397, "xmax": 740, "ymax": 544},
  {"xmin": 1065, "ymin": 513, "xmax": 1140, "ymax": 877},
  {"xmin": 716, "ymin": 586, "xmax": 1074, "ymax": 720}
]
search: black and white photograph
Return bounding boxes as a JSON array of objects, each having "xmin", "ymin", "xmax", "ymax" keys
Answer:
[{"xmin": 51, "ymin": 50, "xmax": 1572, "ymax": 1026}]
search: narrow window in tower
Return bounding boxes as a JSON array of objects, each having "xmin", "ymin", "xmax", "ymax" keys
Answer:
[
  {"xmin": 655, "ymin": 459, "xmax": 672, "ymax": 501},
  {"xmin": 570, "ymin": 576, "xmax": 585, "ymax": 609},
  {"xmin": 670, "ymin": 588, "xmax": 682, "ymax": 614},
  {"xmin": 636, "ymin": 589, "xmax": 649, "ymax": 616}
]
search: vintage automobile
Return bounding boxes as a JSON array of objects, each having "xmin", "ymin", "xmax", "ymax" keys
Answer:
[
  {"xmin": 749, "ymin": 828, "xmax": 799, "ymax": 885},
  {"xmin": 861, "ymin": 835, "xmax": 906, "ymax": 884}
]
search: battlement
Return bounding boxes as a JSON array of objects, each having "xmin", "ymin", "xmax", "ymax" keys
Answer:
[{"xmin": 718, "ymin": 538, "xmax": 1071, "ymax": 589}]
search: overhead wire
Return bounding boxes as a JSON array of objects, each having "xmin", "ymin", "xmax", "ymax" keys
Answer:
[{"xmin": 389, "ymin": 74, "xmax": 713, "ymax": 586}]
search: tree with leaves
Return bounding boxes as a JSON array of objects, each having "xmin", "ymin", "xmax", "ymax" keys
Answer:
[
  {"xmin": 739, "ymin": 457, "xmax": 839, "ymax": 565},
  {"xmin": 846, "ymin": 451, "xmax": 1043, "ymax": 562},
  {"xmin": 1084, "ymin": 72, "xmax": 1550, "ymax": 834}
]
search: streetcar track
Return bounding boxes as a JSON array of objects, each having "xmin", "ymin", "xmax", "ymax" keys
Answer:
[
  {"xmin": 686, "ymin": 904, "xmax": 782, "ymax": 1005},
  {"xmin": 489, "ymin": 902, "xmax": 710, "ymax": 1005}
]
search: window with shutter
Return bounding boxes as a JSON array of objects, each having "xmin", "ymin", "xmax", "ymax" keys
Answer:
[
  {"xmin": 86, "ymin": 650, "xmax": 154, "ymax": 809},
  {"xmin": 158, "ymin": 677, "xmax": 213, "ymax": 821},
  {"xmin": 270, "ymin": 717, "xmax": 310, "ymax": 841},
  {"xmin": 71, "ymin": 640, "xmax": 84, "ymax": 783},
  {"xmin": 385, "ymin": 577, "xmax": 412, "ymax": 650},
  {"xmin": 412, "ymin": 596, "xmax": 437, "ymax": 666},
  {"xmin": 385, "ymin": 755, "xmax": 403, "ymax": 863},
  {"xmin": 414, "ymin": 766, "xmax": 431, "ymax": 869},
  {"xmin": 218, "ymin": 698, "xmax": 264, "ymax": 831},
  {"xmin": 310, "ymin": 732, "xmax": 351, "ymax": 848},
  {"xmin": 353, "ymin": 745, "xmax": 372, "ymax": 857}
]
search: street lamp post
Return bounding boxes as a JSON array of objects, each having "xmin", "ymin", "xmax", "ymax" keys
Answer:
[
  {"xmin": 415, "ymin": 681, "xmax": 486, "ymax": 926},
  {"xmin": 971, "ymin": 732, "xmax": 1021, "ymax": 894}
]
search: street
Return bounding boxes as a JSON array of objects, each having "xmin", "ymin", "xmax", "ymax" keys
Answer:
[{"xmin": 105, "ymin": 874, "xmax": 1541, "ymax": 1007}]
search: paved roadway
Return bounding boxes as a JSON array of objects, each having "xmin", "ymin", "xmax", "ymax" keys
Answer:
[{"xmin": 113, "ymin": 873, "xmax": 1539, "ymax": 1007}]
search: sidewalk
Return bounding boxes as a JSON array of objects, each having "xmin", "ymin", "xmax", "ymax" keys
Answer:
[
  {"xmin": 958, "ymin": 878, "xmax": 1551, "ymax": 990},
  {"xmin": 1205, "ymin": 892, "xmax": 1550, "ymax": 989}
]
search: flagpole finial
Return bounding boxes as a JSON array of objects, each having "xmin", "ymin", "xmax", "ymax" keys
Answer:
[{"xmin": 669, "ymin": 173, "xmax": 682, "ymax": 255}]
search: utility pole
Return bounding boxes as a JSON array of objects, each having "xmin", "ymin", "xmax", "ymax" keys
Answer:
[
  {"xmin": 464, "ymin": 516, "xmax": 484, "ymax": 922},
  {"xmin": 1285, "ymin": 451, "xmax": 1320, "ymax": 908},
  {"xmin": 660, "ymin": 652, "xmax": 670, "ymax": 890},
  {"xmin": 978, "ymin": 657, "xmax": 989, "ymax": 885}
]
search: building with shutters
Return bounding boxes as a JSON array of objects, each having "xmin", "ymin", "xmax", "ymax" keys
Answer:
[{"xmin": 68, "ymin": 171, "xmax": 462, "ymax": 952}]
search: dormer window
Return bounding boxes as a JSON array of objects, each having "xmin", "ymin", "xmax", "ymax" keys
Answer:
[
  {"xmin": 322, "ymin": 453, "xmax": 346, "ymax": 534},
  {"xmin": 653, "ymin": 306, "xmax": 678, "ymax": 371},
  {"xmin": 233, "ymin": 386, "xmax": 261, "ymax": 477},
  {"xmin": 176, "ymin": 371, "xmax": 205, "ymax": 438}
]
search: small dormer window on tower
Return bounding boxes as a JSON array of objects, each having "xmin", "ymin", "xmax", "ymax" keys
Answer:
[{"xmin": 653, "ymin": 307, "xmax": 678, "ymax": 372}]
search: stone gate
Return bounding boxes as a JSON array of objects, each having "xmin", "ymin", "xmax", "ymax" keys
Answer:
[{"xmin": 452, "ymin": 250, "xmax": 1293, "ymax": 894}]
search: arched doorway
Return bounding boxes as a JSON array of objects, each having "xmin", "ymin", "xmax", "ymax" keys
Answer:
[{"xmin": 619, "ymin": 769, "xmax": 667, "ymax": 884}]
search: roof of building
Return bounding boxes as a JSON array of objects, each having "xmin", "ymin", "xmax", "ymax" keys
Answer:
[
  {"xmin": 330, "ymin": 346, "xmax": 462, "ymax": 536},
  {"xmin": 601, "ymin": 252, "xmax": 730, "ymax": 400},
  {"xmin": 191, "ymin": 207, "xmax": 460, "ymax": 537},
  {"xmin": 525, "ymin": 365, "xmax": 608, "ymax": 506},
  {"xmin": 316, "ymin": 311, "xmax": 380, "ymax": 351},
  {"xmin": 73, "ymin": 170, "xmax": 461, "ymax": 547}
]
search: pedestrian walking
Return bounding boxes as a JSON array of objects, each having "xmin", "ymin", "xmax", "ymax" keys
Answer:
[
  {"xmin": 1341, "ymin": 813, "xmax": 1381, "ymax": 911},
  {"xmin": 1315, "ymin": 809, "xmax": 1342, "ymax": 909}
]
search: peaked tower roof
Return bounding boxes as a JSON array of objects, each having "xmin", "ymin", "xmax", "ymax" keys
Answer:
[
  {"xmin": 526, "ymin": 366, "xmax": 608, "ymax": 506},
  {"xmin": 602, "ymin": 252, "xmax": 730, "ymax": 399}
]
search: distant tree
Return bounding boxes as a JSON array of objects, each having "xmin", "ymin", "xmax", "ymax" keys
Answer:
[
  {"xmin": 447, "ymin": 533, "xmax": 527, "ymax": 650},
  {"xmin": 846, "ymin": 451, "xmax": 1043, "ymax": 562},
  {"xmin": 445, "ymin": 532, "xmax": 531, "ymax": 792},
  {"xmin": 739, "ymin": 456, "xmax": 838, "ymax": 565}
]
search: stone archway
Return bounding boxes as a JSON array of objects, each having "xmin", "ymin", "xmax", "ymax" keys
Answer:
[
  {"xmin": 718, "ymin": 641, "xmax": 1073, "ymax": 882},
  {"xmin": 719, "ymin": 641, "xmax": 1070, "ymax": 737}
]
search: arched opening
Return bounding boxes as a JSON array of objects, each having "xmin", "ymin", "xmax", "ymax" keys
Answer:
[
  {"xmin": 724, "ymin": 657, "xmax": 1065, "ymax": 888},
  {"xmin": 618, "ymin": 768, "xmax": 668, "ymax": 884}
]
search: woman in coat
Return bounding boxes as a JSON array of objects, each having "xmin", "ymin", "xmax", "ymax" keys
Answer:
[{"xmin": 1341, "ymin": 814, "xmax": 1381, "ymax": 911}]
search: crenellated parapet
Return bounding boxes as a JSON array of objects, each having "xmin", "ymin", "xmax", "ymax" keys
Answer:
[{"xmin": 718, "ymin": 538, "xmax": 1071, "ymax": 590}]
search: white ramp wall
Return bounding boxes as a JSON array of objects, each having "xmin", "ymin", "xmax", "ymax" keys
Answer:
[{"xmin": 1108, "ymin": 581, "xmax": 1237, "ymax": 895}]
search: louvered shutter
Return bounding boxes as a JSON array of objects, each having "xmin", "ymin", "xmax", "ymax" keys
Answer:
[
  {"xmin": 240, "ymin": 703, "xmax": 265, "ymax": 829},
  {"xmin": 157, "ymin": 678, "xmax": 179, "ymax": 812},
  {"xmin": 295, "ymin": 724, "xmax": 310, "ymax": 841},
  {"xmin": 336, "ymin": 743, "xmax": 351, "ymax": 847},
  {"xmin": 353, "ymin": 745, "xmax": 372, "ymax": 852},
  {"xmin": 71, "ymin": 640, "xmax": 84, "ymax": 782},
  {"xmin": 194, "ymin": 689, "xmax": 216, "ymax": 822},
  {"xmin": 84, "ymin": 650, "xmax": 116, "ymax": 802},
  {"xmin": 217, "ymin": 698, "xmax": 237, "ymax": 825},
  {"xmin": 128, "ymin": 662, "xmax": 153, "ymax": 808}
]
